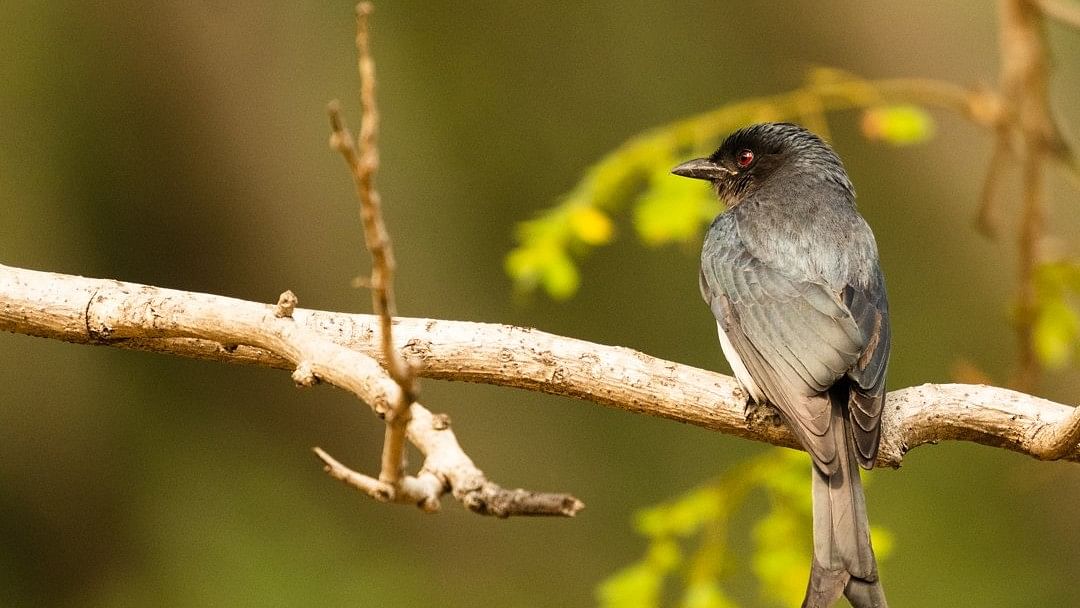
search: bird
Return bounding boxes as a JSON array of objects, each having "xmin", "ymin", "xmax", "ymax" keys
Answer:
[{"xmin": 672, "ymin": 122, "xmax": 891, "ymax": 608}]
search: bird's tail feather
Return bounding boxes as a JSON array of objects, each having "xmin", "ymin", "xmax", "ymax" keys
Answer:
[{"xmin": 801, "ymin": 397, "xmax": 887, "ymax": 608}]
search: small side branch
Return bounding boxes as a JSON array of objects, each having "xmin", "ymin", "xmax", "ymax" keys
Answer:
[
  {"xmin": 328, "ymin": 2, "xmax": 417, "ymax": 488},
  {"xmin": 976, "ymin": 123, "xmax": 1011, "ymax": 238},
  {"xmin": 1034, "ymin": 0, "xmax": 1080, "ymax": 29},
  {"xmin": 997, "ymin": 0, "xmax": 1077, "ymax": 390}
]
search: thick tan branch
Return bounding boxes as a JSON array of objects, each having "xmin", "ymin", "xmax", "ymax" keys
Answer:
[{"xmin": 2, "ymin": 263, "xmax": 1077, "ymax": 467}]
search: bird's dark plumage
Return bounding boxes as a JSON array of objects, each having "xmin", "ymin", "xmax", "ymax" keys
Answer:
[{"xmin": 675, "ymin": 123, "xmax": 891, "ymax": 608}]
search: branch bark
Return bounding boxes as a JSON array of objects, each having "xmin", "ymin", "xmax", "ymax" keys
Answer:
[{"xmin": 2, "ymin": 263, "xmax": 1077, "ymax": 468}]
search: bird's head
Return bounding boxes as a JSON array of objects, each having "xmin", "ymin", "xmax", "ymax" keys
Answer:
[{"xmin": 671, "ymin": 122, "xmax": 853, "ymax": 204}]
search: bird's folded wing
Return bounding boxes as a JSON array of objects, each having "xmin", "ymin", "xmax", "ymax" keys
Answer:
[
  {"xmin": 701, "ymin": 246, "xmax": 864, "ymax": 473},
  {"xmin": 842, "ymin": 272, "xmax": 891, "ymax": 468}
]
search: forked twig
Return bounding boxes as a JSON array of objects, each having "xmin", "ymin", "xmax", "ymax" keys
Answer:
[{"xmin": 327, "ymin": 2, "xmax": 418, "ymax": 488}]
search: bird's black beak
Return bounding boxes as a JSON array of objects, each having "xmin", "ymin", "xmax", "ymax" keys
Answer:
[{"xmin": 671, "ymin": 157, "xmax": 731, "ymax": 181}]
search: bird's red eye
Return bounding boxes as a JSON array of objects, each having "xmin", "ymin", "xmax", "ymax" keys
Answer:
[{"xmin": 736, "ymin": 149, "xmax": 754, "ymax": 168}]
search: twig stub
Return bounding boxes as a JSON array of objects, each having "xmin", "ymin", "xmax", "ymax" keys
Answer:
[
  {"xmin": 292, "ymin": 362, "xmax": 318, "ymax": 387},
  {"xmin": 462, "ymin": 485, "xmax": 586, "ymax": 518},
  {"xmin": 275, "ymin": 290, "xmax": 298, "ymax": 318}
]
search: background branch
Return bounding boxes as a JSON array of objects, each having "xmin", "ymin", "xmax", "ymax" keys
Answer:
[
  {"xmin": 2, "ymin": 263, "xmax": 1077, "ymax": 468},
  {"xmin": 1035, "ymin": 0, "xmax": 1080, "ymax": 29},
  {"xmin": 996, "ymin": 0, "xmax": 1070, "ymax": 391}
]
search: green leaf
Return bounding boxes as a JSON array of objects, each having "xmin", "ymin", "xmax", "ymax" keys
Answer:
[
  {"xmin": 504, "ymin": 233, "xmax": 581, "ymax": 300},
  {"xmin": 569, "ymin": 206, "xmax": 615, "ymax": 245},
  {"xmin": 680, "ymin": 580, "xmax": 737, "ymax": 608},
  {"xmin": 647, "ymin": 539, "xmax": 684, "ymax": 571},
  {"xmin": 635, "ymin": 487, "xmax": 723, "ymax": 539},
  {"xmin": 860, "ymin": 105, "xmax": 935, "ymax": 146},
  {"xmin": 870, "ymin": 525, "xmax": 895, "ymax": 560},
  {"xmin": 633, "ymin": 172, "xmax": 722, "ymax": 247},
  {"xmin": 1035, "ymin": 261, "xmax": 1080, "ymax": 295},
  {"xmin": 752, "ymin": 504, "xmax": 811, "ymax": 606},
  {"xmin": 1033, "ymin": 298, "xmax": 1079, "ymax": 368},
  {"xmin": 602, "ymin": 447, "xmax": 895, "ymax": 608},
  {"xmin": 758, "ymin": 451, "xmax": 811, "ymax": 510},
  {"xmin": 540, "ymin": 249, "xmax": 580, "ymax": 300},
  {"xmin": 597, "ymin": 562, "xmax": 664, "ymax": 608}
]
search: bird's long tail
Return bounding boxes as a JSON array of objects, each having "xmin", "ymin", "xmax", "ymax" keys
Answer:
[{"xmin": 802, "ymin": 398, "xmax": 887, "ymax": 608}]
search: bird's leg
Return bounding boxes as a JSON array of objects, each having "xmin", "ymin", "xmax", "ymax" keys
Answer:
[
  {"xmin": 731, "ymin": 384, "xmax": 753, "ymax": 414},
  {"xmin": 743, "ymin": 395, "xmax": 784, "ymax": 427}
]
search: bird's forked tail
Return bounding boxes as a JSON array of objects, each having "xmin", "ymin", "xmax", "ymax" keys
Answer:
[{"xmin": 802, "ymin": 397, "xmax": 887, "ymax": 608}]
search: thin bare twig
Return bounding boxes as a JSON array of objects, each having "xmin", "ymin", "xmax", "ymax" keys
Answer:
[
  {"xmin": 976, "ymin": 125, "xmax": 1012, "ymax": 238},
  {"xmin": 1035, "ymin": 0, "xmax": 1080, "ymax": 29},
  {"xmin": 328, "ymin": 2, "xmax": 418, "ymax": 488},
  {"xmin": 1015, "ymin": 140, "xmax": 1048, "ymax": 390},
  {"xmin": 315, "ymin": 446, "xmax": 397, "ymax": 503},
  {"xmin": 314, "ymin": 447, "xmax": 444, "ymax": 511},
  {"xmin": 999, "ymin": 0, "xmax": 1064, "ymax": 391}
]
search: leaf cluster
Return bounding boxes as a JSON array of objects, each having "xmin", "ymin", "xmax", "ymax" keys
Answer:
[
  {"xmin": 1032, "ymin": 261, "xmax": 1080, "ymax": 368},
  {"xmin": 505, "ymin": 70, "xmax": 934, "ymax": 300},
  {"xmin": 596, "ymin": 448, "xmax": 892, "ymax": 608}
]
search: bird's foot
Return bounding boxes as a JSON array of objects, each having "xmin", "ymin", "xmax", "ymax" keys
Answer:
[{"xmin": 744, "ymin": 398, "xmax": 784, "ymax": 427}]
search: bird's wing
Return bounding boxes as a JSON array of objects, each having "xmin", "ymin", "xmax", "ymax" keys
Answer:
[
  {"xmin": 842, "ymin": 267, "xmax": 891, "ymax": 468},
  {"xmin": 701, "ymin": 244, "xmax": 864, "ymax": 473}
]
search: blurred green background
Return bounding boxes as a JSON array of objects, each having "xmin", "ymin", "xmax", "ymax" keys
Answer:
[{"xmin": 2, "ymin": 2, "xmax": 1080, "ymax": 606}]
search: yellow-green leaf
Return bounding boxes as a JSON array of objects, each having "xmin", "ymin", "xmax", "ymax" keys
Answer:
[
  {"xmin": 635, "ymin": 487, "xmax": 722, "ymax": 539},
  {"xmin": 541, "ymin": 250, "xmax": 580, "ymax": 300},
  {"xmin": 860, "ymin": 105, "xmax": 935, "ymax": 146},
  {"xmin": 870, "ymin": 525, "xmax": 895, "ymax": 559},
  {"xmin": 633, "ymin": 174, "xmax": 721, "ymax": 247},
  {"xmin": 681, "ymin": 580, "xmax": 737, "ymax": 608},
  {"xmin": 596, "ymin": 562, "xmax": 664, "ymax": 608},
  {"xmin": 647, "ymin": 539, "xmax": 683, "ymax": 571},
  {"xmin": 752, "ymin": 505, "xmax": 811, "ymax": 606},
  {"xmin": 569, "ymin": 206, "xmax": 614, "ymax": 245},
  {"xmin": 1033, "ymin": 298, "xmax": 1079, "ymax": 368}
]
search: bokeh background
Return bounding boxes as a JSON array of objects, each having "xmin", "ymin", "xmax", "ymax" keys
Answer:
[{"xmin": 3, "ymin": 2, "xmax": 1080, "ymax": 606}]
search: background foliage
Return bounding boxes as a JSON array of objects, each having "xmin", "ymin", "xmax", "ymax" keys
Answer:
[
  {"xmin": 597, "ymin": 448, "xmax": 893, "ymax": 608},
  {"xmin": 2, "ymin": 2, "xmax": 1080, "ymax": 607},
  {"xmin": 505, "ymin": 81, "xmax": 937, "ymax": 300}
]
